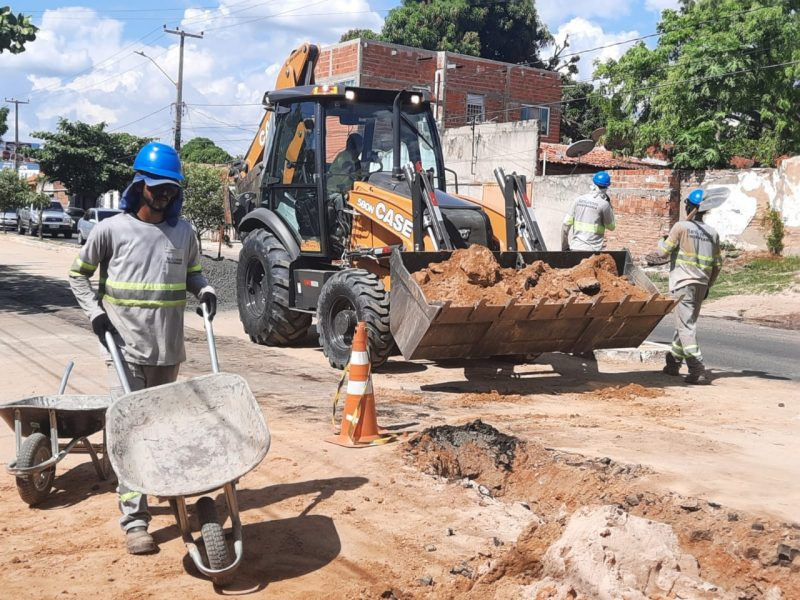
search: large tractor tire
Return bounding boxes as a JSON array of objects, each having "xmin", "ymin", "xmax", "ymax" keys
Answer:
[
  {"xmin": 316, "ymin": 269, "xmax": 394, "ymax": 370},
  {"xmin": 237, "ymin": 229, "xmax": 311, "ymax": 345}
]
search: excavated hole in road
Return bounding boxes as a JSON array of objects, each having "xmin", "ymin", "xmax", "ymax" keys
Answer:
[{"xmin": 404, "ymin": 420, "xmax": 800, "ymax": 600}]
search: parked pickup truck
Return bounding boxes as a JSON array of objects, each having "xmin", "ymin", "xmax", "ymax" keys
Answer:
[{"xmin": 17, "ymin": 201, "xmax": 73, "ymax": 238}]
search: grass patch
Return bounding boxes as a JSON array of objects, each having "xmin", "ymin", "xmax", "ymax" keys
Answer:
[{"xmin": 709, "ymin": 256, "xmax": 800, "ymax": 300}]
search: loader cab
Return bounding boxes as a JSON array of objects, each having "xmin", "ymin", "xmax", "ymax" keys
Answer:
[{"xmin": 260, "ymin": 86, "xmax": 445, "ymax": 257}]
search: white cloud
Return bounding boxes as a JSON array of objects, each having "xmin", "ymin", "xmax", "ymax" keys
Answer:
[
  {"xmin": 3, "ymin": 3, "xmax": 383, "ymax": 156},
  {"xmin": 645, "ymin": 0, "xmax": 680, "ymax": 12},
  {"xmin": 537, "ymin": 0, "xmax": 634, "ymax": 28},
  {"xmin": 551, "ymin": 17, "xmax": 641, "ymax": 81}
]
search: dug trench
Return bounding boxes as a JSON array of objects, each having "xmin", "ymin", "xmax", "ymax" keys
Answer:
[{"xmin": 397, "ymin": 420, "xmax": 800, "ymax": 600}]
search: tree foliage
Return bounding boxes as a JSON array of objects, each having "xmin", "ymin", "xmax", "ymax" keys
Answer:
[
  {"xmin": 0, "ymin": 6, "xmax": 37, "ymax": 54},
  {"xmin": 339, "ymin": 28, "xmax": 382, "ymax": 43},
  {"xmin": 595, "ymin": 0, "xmax": 800, "ymax": 168},
  {"xmin": 180, "ymin": 137, "xmax": 233, "ymax": 164},
  {"xmin": 31, "ymin": 120, "xmax": 151, "ymax": 206},
  {"xmin": 0, "ymin": 106, "xmax": 8, "ymax": 139},
  {"xmin": 182, "ymin": 163, "xmax": 225, "ymax": 253},
  {"xmin": 559, "ymin": 78, "xmax": 605, "ymax": 143},
  {"xmin": 0, "ymin": 168, "xmax": 30, "ymax": 221},
  {"xmin": 378, "ymin": 0, "xmax": 552, "ymax": 65}
]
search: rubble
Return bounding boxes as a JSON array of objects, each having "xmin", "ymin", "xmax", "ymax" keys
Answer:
[{"xmin": 412, "ymin": 245, "xmax": 656, "ymax": 306}]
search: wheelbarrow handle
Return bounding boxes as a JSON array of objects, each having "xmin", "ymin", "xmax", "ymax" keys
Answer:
[
  {"xmin": 201, "ymin": 302, "xmax": 220, "ymax": 375},
  {"xmin": 105, "ymin": 331, "xmax": 132, "ymax": 395},
  {"xmin": 58, "ymin": 361, "xmax": 75, "ymax": 395}
]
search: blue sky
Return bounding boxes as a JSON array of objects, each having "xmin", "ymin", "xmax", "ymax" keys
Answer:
[{"xmin": 3, "ymin": 1, "xmax": 679, "ymax": 155}]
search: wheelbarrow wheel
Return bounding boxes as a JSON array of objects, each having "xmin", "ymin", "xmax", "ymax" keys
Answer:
[
  {"xmin": 16, "ymin": 433, "xmax": 54, "ymax": 506},
  {"xmin": 196, "ymin": 496, "xmax": 231, "ymax": 572}
]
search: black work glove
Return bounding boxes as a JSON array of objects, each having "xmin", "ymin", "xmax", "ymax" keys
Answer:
[
  {"xmin": 196, "ymin": 291, "xmax": 217, "ymax": 321},
  {"xmin": 91, "ymin": 313, "xmax": 117, "ymax": 348}
]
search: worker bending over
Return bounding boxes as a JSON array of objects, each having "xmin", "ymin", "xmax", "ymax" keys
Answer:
[
  {"xmin": 68, "ymin": 142, "xmax": 217, "ymax": 554},
  {"xmin": 562, "ymin": 171, "xmax": 616, "ymax": 251},
  {"xmin": 656, "ymin": 188, "xmax": 722, "ymax": 385}
]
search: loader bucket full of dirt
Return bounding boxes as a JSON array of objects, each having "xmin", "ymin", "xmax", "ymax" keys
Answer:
[{"xmin": 389, "ymin": 247, "xmax": 677, "ymax": 360}]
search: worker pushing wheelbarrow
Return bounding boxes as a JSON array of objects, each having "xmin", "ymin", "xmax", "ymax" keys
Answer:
[{"xmin": 105, "ymin": 305, "xmax": 270, "ymax": 583}]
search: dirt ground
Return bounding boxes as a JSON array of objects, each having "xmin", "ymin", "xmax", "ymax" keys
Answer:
[
  {"xmin": 0, "ymin": 235, "xmax": 798, "ymax": 599},
  {"xmin": 703, "ymin": 291, "xmax": 800, "ymax": 329}
]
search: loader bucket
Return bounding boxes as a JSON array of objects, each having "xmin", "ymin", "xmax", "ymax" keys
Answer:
[{"xmin": 389, "ymin": 250, "xmax": 677, "ymax": 361}]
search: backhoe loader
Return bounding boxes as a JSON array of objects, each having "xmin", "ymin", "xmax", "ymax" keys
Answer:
[{"xmin": 228, "ymin": 44, "xmax": 676, "ymax": 369}]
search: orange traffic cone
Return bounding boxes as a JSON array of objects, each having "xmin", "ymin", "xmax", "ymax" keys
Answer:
[{"xmin": 327, "ymin": 322, "xmax": 392, "ymax": 448}]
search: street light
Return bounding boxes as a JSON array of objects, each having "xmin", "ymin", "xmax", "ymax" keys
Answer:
[{"xmin": 134, "ymin": 50, "xmax": 176, "ymax": 86}]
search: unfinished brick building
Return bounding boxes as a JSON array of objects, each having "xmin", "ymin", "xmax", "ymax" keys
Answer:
[{"xmin": 315, "ymin": 38, "xmax": 562, "ymax": 144}]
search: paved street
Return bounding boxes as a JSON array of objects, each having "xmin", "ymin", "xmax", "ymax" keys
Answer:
[{"xmin": 649, "ymin": 315, "xmax": 800, "ymax": 381}]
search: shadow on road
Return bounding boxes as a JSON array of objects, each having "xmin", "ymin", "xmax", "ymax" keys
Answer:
[{"xmin": 0, "ymin": 264, "xmax": 78, "ymax": 315}]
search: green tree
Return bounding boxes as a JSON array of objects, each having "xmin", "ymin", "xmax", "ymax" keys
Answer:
[
  {"xmin": 0, "ymin": 106, "xmax": 8, "ymax": 139},
  {"xmin": 31, "ymin": 119, "xmax": 151, "ymax": 207},
  {"xmin": 595, "ymin": 0, "xmax": 800, "ymax": 168},
  {"xmin": 179, "ymin": 137, "xmax": 232, "ymax": 164},
  {"xmin": 559, "ymin": 78, "xmax": 605, "ymax": 143},
  {"xmin": 339, "ymin": 28, "xmax": 382, "ymax": 43},
  {"xmin": 381, "ymin": 0, "xmax": 551, "ymax": 64},
  {"xmin": 182, "ymin": 163, "xmax": 225, "ymax": 254},
  {"xmin": 28, "ymin": 181, "xmax": 53, "ymax": 241},
  {"xmin": 0, "ymin": 168, "xmax": 30, "ymax": 233},
  {"xmin": 0, "ymin": 6, "xmax": 37, "ymax": 54}
]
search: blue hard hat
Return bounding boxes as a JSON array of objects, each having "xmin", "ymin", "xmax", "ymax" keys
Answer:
[
  {"xmin": 687, "ymin": 189, "xmax": 704, "ymax": 205},
  {"xmin": 593, "ymin": 171, "xmax": 611, "ymax": 187},
  {"xmin": 132, "ymin": 142, "xmax": 184, "ymax": 181}
]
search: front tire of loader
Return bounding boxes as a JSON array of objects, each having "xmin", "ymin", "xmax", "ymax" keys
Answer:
[
  {"xmin": 237, "ymin": 229, "xmax": 311, "ymax": 345},
  {"xmin": 317, "ymin": 269, "xmax": 394, "ymax": 370}
]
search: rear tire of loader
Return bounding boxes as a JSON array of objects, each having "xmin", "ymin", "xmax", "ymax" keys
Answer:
[
  {"xmin": 317, "ymin": 269, "xmax": 394, "ymax": 370},
  {"xmin": 237, "ymin": 229, "xmax": 311, "ymax": 345}
]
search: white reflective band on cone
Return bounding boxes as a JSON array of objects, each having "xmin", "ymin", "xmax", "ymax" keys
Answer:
[
  {"xmin": 347, "ymin": 379, "xmax": 370, "ymax": 396},
  {"xmin": 350, "ymin": 351, "xmax": 369, "ymax": 365}
]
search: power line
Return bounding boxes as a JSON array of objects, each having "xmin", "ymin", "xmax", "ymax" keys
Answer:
[{"xmin": 109, "ymin": 105, "xmax": 172, "ymax": 132}]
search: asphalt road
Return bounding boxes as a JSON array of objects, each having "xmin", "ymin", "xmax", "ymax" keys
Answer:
[{"xmin": 649, "ymin": 316, "xmax": 800, "ymax": 381}]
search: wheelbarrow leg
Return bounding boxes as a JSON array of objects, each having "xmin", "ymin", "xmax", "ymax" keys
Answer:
[{"xmin": 81, "ymin": 431, "xmax": 111, "ymax": 481}]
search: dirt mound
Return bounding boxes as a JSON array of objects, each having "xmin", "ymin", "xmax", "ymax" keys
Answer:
[
  {"xmin": 412, "ymin": 245, "xmax": 654, "ymax": 306},
  {"xmin": 406, "ymin": 420, "xmax": 519, "ymax": 495},
  {"xmin": 586, "ymin": 383, "xmax": 665, "ymax": 401}
]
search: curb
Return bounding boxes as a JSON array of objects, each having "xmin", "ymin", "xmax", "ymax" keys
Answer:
[{"xmin": 595, "ymin": 342, "xmax": 670, "ymax": 363}]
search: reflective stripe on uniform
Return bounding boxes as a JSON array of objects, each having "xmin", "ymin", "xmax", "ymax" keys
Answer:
[
  {"xmin": 119, "ymin": 491, "xmax": 142, "ymax": 502},
  {"xmin": 563, "ymin": 215, "xmax": 575, "ymax": 226},
  {"xmin": 69, "ymin": 257, "xmax": 97, "ymax": 277},
  {"xmin": 572, "ymin": 220, "xmax": 606, "ymax": 234},
  {"xmin": 102, "ymin": 295, "xmax": 187, "ymax": 308},
  {"xmin": 101, "ymin": 277, "xmax": 188, "ymax": 308},
  {"xmin": 188, "ymin": 264, "xmax": 202, "ymax": 273},
  {"xmin": 106, "ymin": 279, "xmax": 186, "ymax": 291}
]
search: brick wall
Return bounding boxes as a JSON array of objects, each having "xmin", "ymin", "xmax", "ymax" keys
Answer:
[{"xmin": 317, "ymin": 40, "xmax": 562, "ymax": 143}]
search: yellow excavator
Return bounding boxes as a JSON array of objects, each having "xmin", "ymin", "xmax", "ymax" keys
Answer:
[{"xmin": 228, "ymin": 43, "xmax": 675, "ymax": 368}]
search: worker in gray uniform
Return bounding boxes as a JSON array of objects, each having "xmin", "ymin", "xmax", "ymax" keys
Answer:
[
  {"xmin": 561, "ymin": 170, "xmax": 616, "ymax": 251},
  {"xmin": 656, "ymin": 188, "xmax": 722, "ymax": 385},
  {"xmin": 68, "ymin": 142, "xmax": 217, "ymax": 554}
]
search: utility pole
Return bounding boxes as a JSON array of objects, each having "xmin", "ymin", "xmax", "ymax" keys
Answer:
[
  {"xmin": 164, "ymin": 26, "xmax": 203, "ymax": 151},
  {"xmin": 4, "ymin": 98, "xmax": 29, "ymax": 172}
]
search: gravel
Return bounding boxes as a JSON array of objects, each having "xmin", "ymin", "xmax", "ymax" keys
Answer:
[{"xmin": 185, "ymin": 254, "xmax": 239, "ymax": 313}]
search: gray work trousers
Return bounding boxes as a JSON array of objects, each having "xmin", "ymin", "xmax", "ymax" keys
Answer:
[
  {"xmin": 108, "ymin": 361, "xmax": 180, "ymax": 532},
  {"xmin": 669, "ymin": 283, "xmax": 708, "ymax": 372}
]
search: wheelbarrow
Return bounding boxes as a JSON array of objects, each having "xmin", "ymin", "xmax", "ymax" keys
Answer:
[
  {"xmin": 105, "ymin": 304, "xmax": 270, "ymax": 584},
  {"xmin": 0, "ymin": 362, "xmax": 111, "ymax": 506}
]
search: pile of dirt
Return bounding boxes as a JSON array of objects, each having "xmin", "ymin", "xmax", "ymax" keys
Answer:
[
  {"xmin": 412, "ymin": 245, "xmax": 654, "ymax": 306},
  {"xmin": 406, "ymin": 419, "xmax": 519, "ymax": 495},
  {"xmin": 585, "ymin": 383, "xmax": 665, "ymax": 401}
]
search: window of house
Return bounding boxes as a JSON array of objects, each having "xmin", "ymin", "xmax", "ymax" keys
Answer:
[
  {"xmin": 521, "ymin": 105, "xmax": 550, "ymax": 136},
  {"xmin": 466, "ymin": 93, "xmax": 485, "ymax": 124}
]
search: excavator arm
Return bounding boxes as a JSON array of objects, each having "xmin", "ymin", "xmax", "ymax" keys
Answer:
[{"xmin": 242, "ymin": 43, "xmax": 320, "ymax": 175}]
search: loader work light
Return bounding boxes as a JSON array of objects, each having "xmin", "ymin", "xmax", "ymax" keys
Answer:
[
  {"xmin": 344, "ymin": 89, "xmax": 356, "ymax": 101},
  {"xmin": 312, "ymin": 85, "xmax": 338, "ymax": 95},
  {"xmin": 410, "ymin": 94, "xmax": 421, "ymax": 105}
]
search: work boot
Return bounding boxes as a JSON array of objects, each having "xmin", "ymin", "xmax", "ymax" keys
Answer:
[
  {"xmin": 685, "ymin": 359, "xmax": 710, "ymax": 385},
  {"xmin": 126, "ymin": 526, "xmax": 156, "ymax": 555},
  {"xmin": 662, "ymin": 353, "xmax": 682, "ymax": 376}
]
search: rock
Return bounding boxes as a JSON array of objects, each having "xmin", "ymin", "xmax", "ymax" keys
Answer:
[
  {"xmin": 518, "ymin": 501, "xmax": 531, "ymax": 511},
  {"xmin": 417, "ymin": 576, "xmax": 434, "ymax": 586},
  {"xmin": 445, "ymin": 527, "xmax": 455, "ymax": 536},
  {"xmin": 751, "ymin": 522, "xmax": 765, "ymax": 531},
  {"xmin": 744, "ymin": 547, "xmax": 760, "ymax": 560},
  {"xmin": 425, "ymin": 544, "xmax": 436, "ymax": 552},
  {"xmin": 478, "ymin": 485, "xmax": 492, "ymax": 497},
  {"xmin": 778, "ymin": 403, "xmax": 785, "ymax": 407},
  {"xmin": 576, "ymin": 277, "xmax": 601, "ymax": 295},
  {"xmin": 727, "ymin": 512, "xmax": 739, "ymax": 522},
  {"xmin": 624, "ymin": 494, "xmax": 640, "ymax": 507},
  {"xmin": 492, "ymin": 537, "xmax": 504, "ymax": 547},
  {"xmin": 380, "ymin": 591, "xmax": 397, "ymax": 599},
  {"xmin": 707, "ymin": 501, "xmax": 721, "ymax": 508},
  {"xmin": 777, "ymin": 543, "xmax": 799, "ymax": 564},
  {"xmin": 449, "ymin": 563, "xmax": 473, "ymax": 577},
  {"xmin": 690, "ymin": 529, "xmax": 713, "ymax": 542},
  {"xmin": 679, "ymin": 498, "xmax": 700, "ymax": 511}
]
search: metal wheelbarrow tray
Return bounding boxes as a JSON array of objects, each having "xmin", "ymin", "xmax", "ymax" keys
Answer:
[
  {"xmin": 105, "ymin": 307, "xmax": 270, "ymax": 583},
  {"xmin": 0, "ymin": 363, "xmax": 111, "ymax": 506}
]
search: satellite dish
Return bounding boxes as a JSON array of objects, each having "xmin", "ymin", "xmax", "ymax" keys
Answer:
[
  {"xmin": 590, "ymin": 127, "xmax": 606, "ymax": 142},
  {"xmin": 565, "ymin": 139, "xmax": 595, "ymax": 158}
]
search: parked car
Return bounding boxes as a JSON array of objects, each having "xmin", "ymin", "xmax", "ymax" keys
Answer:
[
  {"xmin": 17, "ymin": 201, "xmax": 73, "ymax": 238},
  {"xmin": 77, "ymin": 207, "xmax": 122, "ymax": 245},
  {"xmin": 65, "ymin": 206, "xmax": 85, "ymax": 232},
  {"xmin": 1, "ymin": 209, "xmax": 18, "ymax": 231}
]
